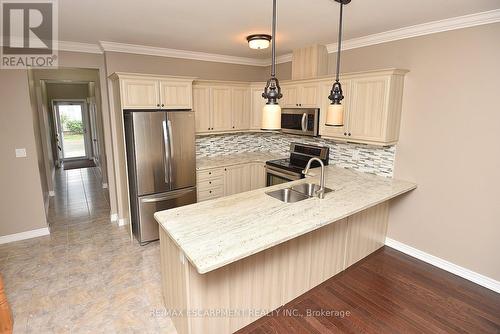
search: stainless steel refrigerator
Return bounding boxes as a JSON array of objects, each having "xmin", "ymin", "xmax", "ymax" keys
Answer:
[{"xmin": 124, "ymin": 110, "xmax": 197, "ymax": 244}]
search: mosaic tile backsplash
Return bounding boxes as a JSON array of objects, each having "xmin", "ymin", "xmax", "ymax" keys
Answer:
[{"xmin": 196, "ymin": 132, "xmax": 396, "ymax": 177}]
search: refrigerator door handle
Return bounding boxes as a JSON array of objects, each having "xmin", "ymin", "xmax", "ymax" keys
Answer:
[
  {"xmin": 162, "ymin": 120, "xmax": 170, "ymax": 185},
  {"xmin": 140, "ymin": 187, "xmax": 196, "ymax": 203},
  {"xmin": 167, "ymin": 119, "xmax": 174, "ymax": 183}
]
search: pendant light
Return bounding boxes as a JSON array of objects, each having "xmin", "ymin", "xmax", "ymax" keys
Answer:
[
  {"xmin": 261, "ymin": 0, "xmax": 282, "ymax": 130},
  {"xmin": 326, "ymin": 0, "xmax": 351, "ymax": 127}
]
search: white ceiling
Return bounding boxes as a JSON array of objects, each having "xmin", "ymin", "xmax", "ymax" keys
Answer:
[{"xmin": 58, "ymin": 0, "xmax": 500, "ymax": 59}]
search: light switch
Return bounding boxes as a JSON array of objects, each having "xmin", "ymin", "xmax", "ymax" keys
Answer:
[{"xmin": 15, "ymin": 148, "xmax": 27, "ymax": 158}]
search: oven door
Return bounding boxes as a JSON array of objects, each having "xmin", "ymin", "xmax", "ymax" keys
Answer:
[
  {"xmin": 281, "ymin": 108, "xmax": 319, "ymax": 136},
  {"xmin": 265, "ymin": 165, "xmax": 302, "ymax": 187}
]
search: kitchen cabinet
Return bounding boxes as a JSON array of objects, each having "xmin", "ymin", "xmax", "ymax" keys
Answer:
[
  {"xmin": 117, "ymin": 74, "xmax": 193, "ymax": 110},
  {"xmin": 231, "ymin": 87, "xmax": 250, "ymax": 130},
  {"xmin": 250, "ymin": 163, "xmax": 266, "ymax": 189},
  {"xmin": 280, "ymin": 83, "xmax": 319, "ymax": 108},
  {"xmin": 224, "ymin": 164, "xmax": 252, "ymax": 196},
  {"xmin": 159, "ymin": 80, "xmax": 193, "ymax": 109},
  {"xmin": 196, "ymin": 162, "xmax": 266, "ymax": 202},
  {"xmin": 211, "ymin": 87, "xmax": 233, "ymax": 131},
  {"xmin": 193, "ymin": 86, "xmax": 211, "ymax": 133},
  {"xmin": 193, "ymin": 82, "xmax": 251, "ymax": 134},
  {"xmin": 250, "ymin": 84, "xmax": 266, "ymax": 130},
  {"xmin": 120, "ymin": 78, "xmax": 159, "ymax": 109},
  {"xmin": 318, "ymin": 69, "xmax": 407, "ymax": 146}
]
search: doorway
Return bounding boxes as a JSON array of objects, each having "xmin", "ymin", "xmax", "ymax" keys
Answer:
[{"xmin": 54, "ymin": 100, "xmax": 92, "ymax": 162}]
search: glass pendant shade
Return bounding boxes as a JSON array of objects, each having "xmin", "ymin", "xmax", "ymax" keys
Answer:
[
  {"xmin": 325, "ymin": 103, "xmax": 344, "ymax": 126},
  {"xmin": 261, "ymin": 103, "xmax": 281, "ymax": 130}
]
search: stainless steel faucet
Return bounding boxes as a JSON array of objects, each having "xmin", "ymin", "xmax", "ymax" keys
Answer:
[{"xmin": 302, "ymin": 157, "xmax": 326, "ymax": 199}]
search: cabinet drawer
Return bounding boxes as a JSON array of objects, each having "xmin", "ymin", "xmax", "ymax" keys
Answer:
[
  {"xmin": 197, "ymin": 186, "xmax": 224, "ymax": 202},
  {"xmin": 197, "ymin": 168, "xmax": 224, "ymax": 181},
  {"xmin": 197, "ymin": 177, "xmax": 224, "ymax": 191}
]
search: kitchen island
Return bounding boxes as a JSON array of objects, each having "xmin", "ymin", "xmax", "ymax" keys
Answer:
[{"xmin": 154, "ymin": 166, "xmax": 416, "ymax": 334}]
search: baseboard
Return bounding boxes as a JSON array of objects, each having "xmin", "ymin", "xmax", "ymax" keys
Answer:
[
  {"xmin": 0, "ymin": 227, "xmax": 50, "ymax": 245},
  {"xmin": 49, "ymin": 190, "xmax": 55, "ymax": 197},
  {"xmin": 385, "ymin": 238, "xmax": 500, "ymax": 294},
  {"xmin": 110, "ymin": 213, "xmax": 118, "ymax": 222},
  {"xmin": 118, "ymin": 218, "xmax": 128, "ymax": 226},
  {"xmin": 102, "ymin": 183, "xmax": 108, "ymax": 189}
]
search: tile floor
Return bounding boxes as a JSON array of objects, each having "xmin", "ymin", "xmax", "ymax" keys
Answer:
[{"xmin": 0, "ymin": 167, "xmax": 176, "ymax": 333}]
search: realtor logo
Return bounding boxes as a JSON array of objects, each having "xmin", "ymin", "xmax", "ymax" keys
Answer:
[{"xmin": 1, "ymin": 0, "xmax": 58, "ymax": 68}]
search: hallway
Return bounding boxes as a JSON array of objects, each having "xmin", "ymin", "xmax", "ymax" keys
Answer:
[{"xmin": 0, "ymin": 167, "xmax": 175, "ymax": 333}]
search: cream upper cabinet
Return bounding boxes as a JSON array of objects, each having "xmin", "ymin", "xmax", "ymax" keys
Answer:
[
  {"xmin": 280, "ymin": 84, "xmax": 299, "ymax": 108},
  {"xmin": 299, "ymin": 83, "xmax": 319, "ymax": 107},
  {"xmin": 318, "ymin": 69, "xmax": 407, "ymax": 146},
  {"xmin": 319, "ymin": 80, "xmax": 352, "ymax": 139},
  {"xmin": 250, "ymin": 86, "xmax": 265, "ymax": 130},
  {"xmin": 193, "ymin": 86, "xmax": 211, "ymax": 132},
  {"xmin": 159, "ymin": 80, "xmax": 192, "ymax": 109},
  {"xmin": 115, "ymin": 74, "xmax": 194, "ymax": 110},
  {"xmin": 211, "ymin": 87, "xmax": 232, "ymax": 131},
  {"xmin": 348, "ymin": 76, "xmax": 389, "ymax": 142},
  {"xmin": 120, "ymin": 78, "xmax": 159, "ymax": 109},
  {"xmin": 280, "ymin": 83, "xmax": 319, "ymax": 108},
  {"xmin": 231, "ymin": 87, "xmax": 250, "ymax": 131}
]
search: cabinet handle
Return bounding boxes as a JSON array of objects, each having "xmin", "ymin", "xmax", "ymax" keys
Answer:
[
  {"xmin": 161, "ymin": 104, "xmax": 164, "ymax": 107},
  {"xmin": 208, "ymin": 172, "xmax": 212, "ymax": 175},
  {"xmin": 209, "ymin": 191, "xmax": 212, "ymax": 194},
  {"xmin": 156, "ymin": 104, "xmax": 160, "ymax": 107},
  {"xmin": 232, "ymin": 126, "xmax": 235, "ymax": 129},
  {"xmin": 209, "ymin": 181, "xmax": 212, "ymax": 184},
  {"xmin": 344, "ymin": 132, "xmax": 347, "ymax": 136},
  {"xmin": 208, "ymin": 127, "xmax": 210, "ymax": 130},
  {"xmin": 348, "ymin": 133, "xmax": 351, "ymax": 136},
  {"xmin": 224, "ymin": 168, "xmax": 227, "ymax": 171}
]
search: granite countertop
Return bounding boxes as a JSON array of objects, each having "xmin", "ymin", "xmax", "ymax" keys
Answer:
[
  {"xmin": 155, "ymin": 165, "xmax": 417, "ymax": 274},
  {"xmin": 196, "ymin": 152, "xmax": 286, "ymax": 170}
]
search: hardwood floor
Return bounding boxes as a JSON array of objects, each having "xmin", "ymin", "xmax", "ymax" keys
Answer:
[{"xmin": 235, "ymin": 246, "xmax": 500, "ymax": 334}]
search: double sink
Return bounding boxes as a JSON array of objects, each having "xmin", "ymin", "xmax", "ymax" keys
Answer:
[{"xmin": 266, "ymin": 183, "xmax": 333, "ymax": 203}]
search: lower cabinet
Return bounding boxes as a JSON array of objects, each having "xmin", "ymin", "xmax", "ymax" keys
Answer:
[{"xmin": 196, "ymin": 162, "xmax": 266, "ymax": 202}]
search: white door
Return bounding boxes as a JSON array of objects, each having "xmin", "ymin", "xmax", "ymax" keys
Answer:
[{"xmin": 55, "ymin": 101, "xmax": 92, "ymax": 160}]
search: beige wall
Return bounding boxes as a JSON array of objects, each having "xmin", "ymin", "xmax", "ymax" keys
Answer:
[
  {"xmin": 104, "ymin": 52, "xmax": 267, "ymax": 81},
  {"xmin": 46, "ymin": 83, "xmax": 89, "ymax": 100},
  {"xmin": 0, "ymin": 71, "xmax": 48, "ymax": 235},
  {"xmin": 276, "ymin": 24, "xmax": 500, "ymax": 280}
]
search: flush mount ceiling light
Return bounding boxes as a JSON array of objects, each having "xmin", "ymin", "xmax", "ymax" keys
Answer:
[
  {"xmin": 326, "ymin": 0, "xmax": 351, "ymax": 127},
  {"xmin": 261, "ymin": 0, "xmax": 282, "ymax": 130},
  {"xmin": 247, "ymin": 34, "xmax": 271, "ymax": 50}
]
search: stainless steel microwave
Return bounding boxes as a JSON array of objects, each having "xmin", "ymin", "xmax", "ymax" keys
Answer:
[{"xmin": 281, "ymin": 108, "xmax": 319, "ymax": 137}]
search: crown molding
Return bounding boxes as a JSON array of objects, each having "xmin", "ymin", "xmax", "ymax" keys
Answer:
[
  {"xmin": 99, "ymin": 41, "xmax": 270, "ymax": 66},
  {"xmin": 38, "ymin": 9, "xmax": 500, "ymax": 65},
  {"xmin": 58, "ymin": 40, "xmax": 103, "ymax": 54},
  {"xmin": 325, "ymin": 9, "xmax": 500, "ymax": 53}
]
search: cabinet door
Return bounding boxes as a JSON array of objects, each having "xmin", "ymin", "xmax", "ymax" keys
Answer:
[
  {"xmin": 211, "ymin": 87, "xmax": 232, "ymax": 131},
  {"xmin": 159, "ymin": 81, "xmax": 192, "ymax": 109},
  {"xmin": 231, "ymin": 87, "xmax": 250, "ymax": 131},
  {"xmin": 348, "ymin": 77, "xmax": 389, "ymax": 141},
  {"xmin": 250, "ymin": 87, "xmax": 265, "ymax": 130},
  {"xmin": 193, "ymin": 86, "xmax": 212, "ymax": 133},
  {"xmin": 250, "ymin": 163, "xmax": 266, "ymax": 190},
  {"xmin": 280, "ymin": 84, "xmax": 299, "ymax": 108},
  {"xmin": 224, "ymin": 164, "xmax": 251, "ymax": 196},
  {"xmin": 318, "ymin": 80, "xmax": 351, "ymax": 139},
  {"xmin": 299, "ymin": 83, "xmax": 319, "ymax": 107},
  {"xmin": 121, "ymin": 79, "xmax": 159, "ymax": 109}
]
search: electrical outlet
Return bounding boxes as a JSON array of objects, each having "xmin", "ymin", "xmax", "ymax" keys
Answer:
[
  {"xmin": 352, "ymin": 150, "xmax": 360, "ymax": 161},
  {"xmin": 15, "ymin": 148, "xmax": 27, "ymax": 158}
]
